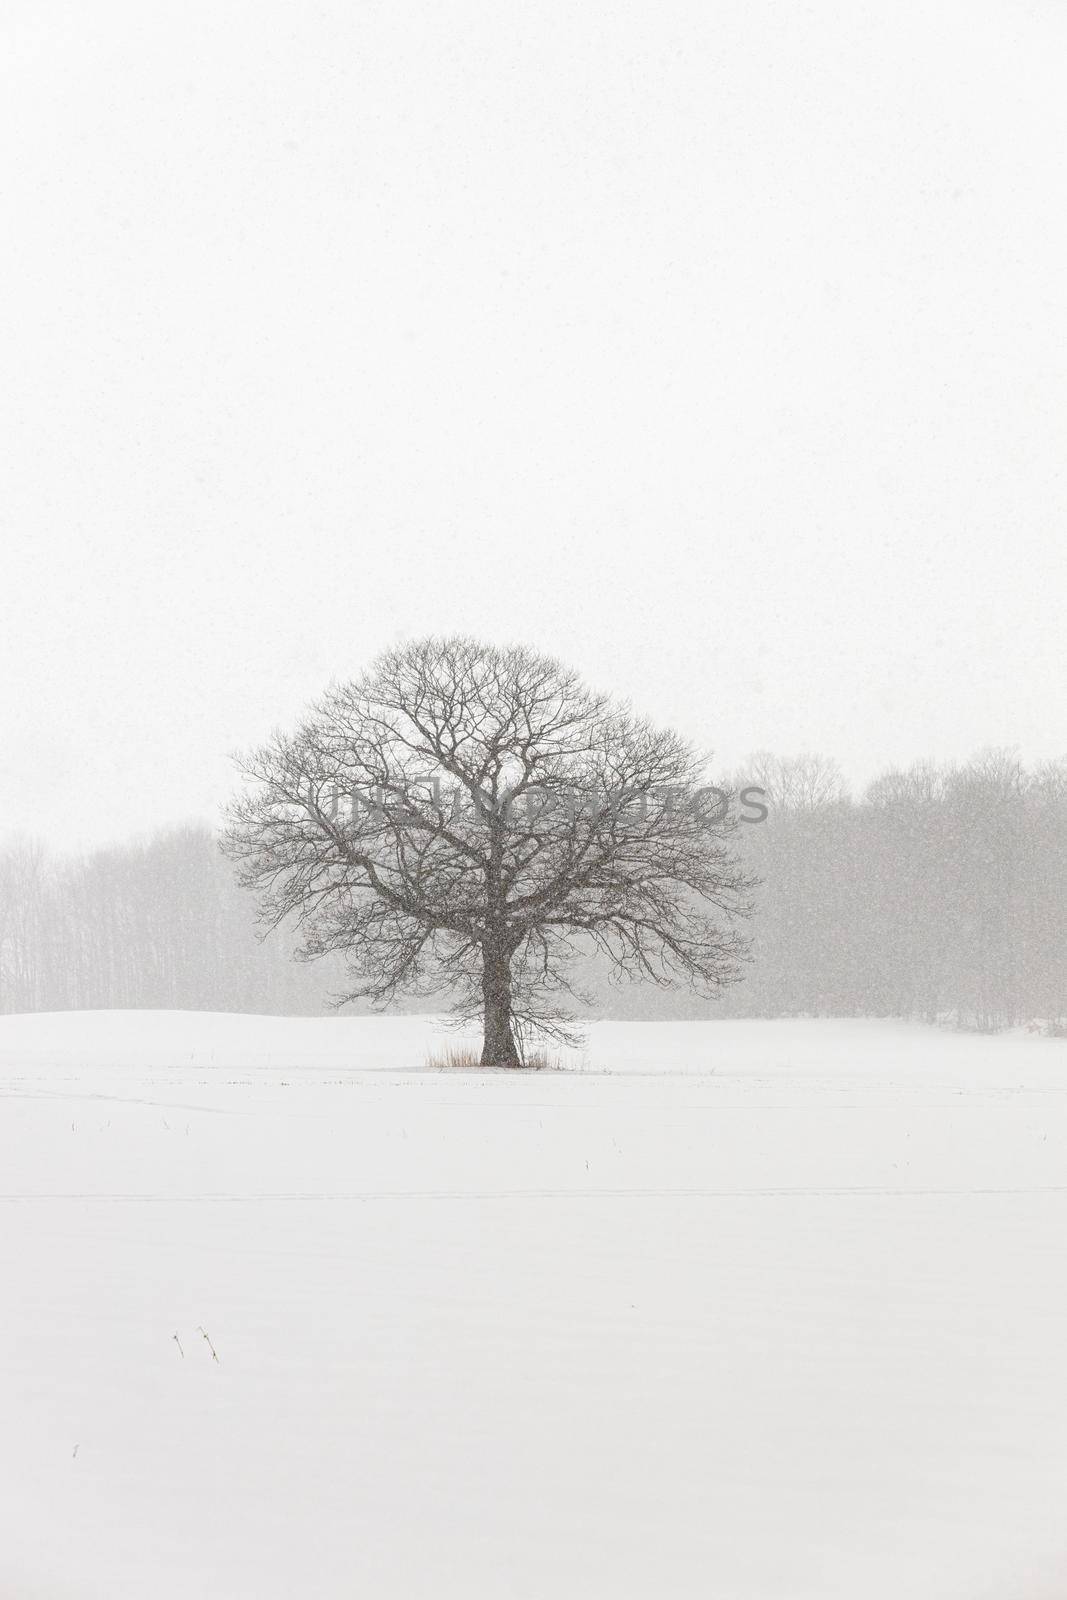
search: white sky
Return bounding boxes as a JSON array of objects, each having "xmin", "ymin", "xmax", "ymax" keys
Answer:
[{"xmin": 2, "ymin": 0, "xmax": 1065, "ymax": 850}]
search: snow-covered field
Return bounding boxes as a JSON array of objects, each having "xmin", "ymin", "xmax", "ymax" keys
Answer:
[{"xmin": 2, "ymin": 1013, "xmax": 1066, "ymax": 1600}]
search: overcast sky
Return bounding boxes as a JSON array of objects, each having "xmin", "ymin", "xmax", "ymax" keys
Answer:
[{"xmin": 2, "ymin": 0, "xmax": 1065, "ymax": 850}]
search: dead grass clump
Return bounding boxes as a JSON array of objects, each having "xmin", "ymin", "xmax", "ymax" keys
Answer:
[
  {"xmin": 426, "ymin": 1045, "xmax": 563, "ymax": 1070},
  {"xmin": 522, "ymin": 1047, "xmax": 561, "ymax": 1071},
  {"xmin": 426, "ymin": 1045, "xmax": 482, "ymax": 1070}
]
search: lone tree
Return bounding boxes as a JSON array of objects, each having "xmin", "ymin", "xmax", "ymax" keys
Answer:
[{"xmin": 223, "ymin": 638, "xmax": 753, "ymax": 1066}]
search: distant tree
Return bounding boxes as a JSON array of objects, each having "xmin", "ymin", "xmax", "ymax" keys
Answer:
[
  {"xmin": 744, "ymin": 751, "xmax": 846, "ymax": 812},
  {"xmin": 222, "ymin": 637, "xmax": 754, "ymax": 1065},
  {"xmin": 0, "ymin": 837, "xmax": 46, "ymax": 1012}
]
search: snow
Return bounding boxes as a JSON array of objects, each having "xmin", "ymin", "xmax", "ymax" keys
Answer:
[{"xmin": 2, "ymin": 1012, "xmax": 1066, "ymax": 1599}]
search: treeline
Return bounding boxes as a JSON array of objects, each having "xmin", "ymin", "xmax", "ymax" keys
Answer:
[
  {"xmin": 584, "ymin": 750, "xmax": 1067, "ymax": 1031},
  {"xmin": 0, "ymin": 826, "xmax": 353, "ymax": 1015},
  {"xmin": 2, "ymin": 749, "xmax": 1065, "ymax": 1029},
  {"xmin": 730, "ymin": 749, "xmax": 1063, "ymax": 1029}
]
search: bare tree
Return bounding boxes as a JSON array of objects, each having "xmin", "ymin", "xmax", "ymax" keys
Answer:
[
  {"xmin": 744, "ymin": 751, "xmax": 847, "ymax": 812},
  {"xmin": 222, "ymin": 638, "xmax": 753, "ymax": 1065},
  {"xmin": 0, "ymin": 836, "xmax": 47, "ymax": 1012}
]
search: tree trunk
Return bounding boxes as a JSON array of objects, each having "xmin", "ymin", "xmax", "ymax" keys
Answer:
[{"xmin": 480, "ymin": 939, "xmax": 522, "ymax": 1067}]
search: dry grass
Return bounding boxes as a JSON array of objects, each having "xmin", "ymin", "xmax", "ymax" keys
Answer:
[
  {"xmin": 426, "ymin": 1045, "xmax": 482, "ymax": 1070},
  {"xmin": 521, "ymin": 1047, "xmax": 562, "ymax": 1071},
  {"xmin": 426, "ymin": 1044, "xmax": 562, "ymax": 1071}
]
